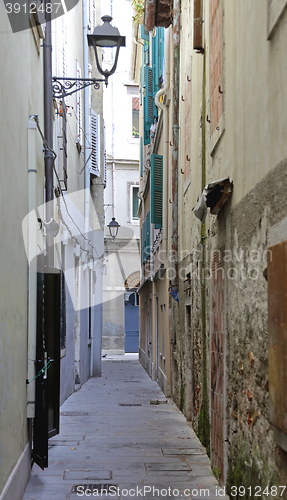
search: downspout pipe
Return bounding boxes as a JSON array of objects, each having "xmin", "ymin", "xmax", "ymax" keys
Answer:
[
  {"xmin": 83, "ymin": 0, "xmax": 90, "ymax": 241},
  {"xmin": 154, "ymin": 27, "xmax": 170, "ymax": 262},
  {"xmin": 43, "ymin": 5, "xmax": 54, "ymax": 266},
  {"xmin": 27, "ymin": 117, "xmax": 38, "ymax": 418},
  {"xmin": 171, "ymin": 0, "xmax": 181, "ymax": 286},
  {"xmin": 83, "ymin": 0, "xmax": 94, "ymax": 377}
]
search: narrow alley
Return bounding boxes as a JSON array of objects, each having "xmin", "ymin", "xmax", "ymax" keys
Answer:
[{"xmin": 23, "ymin": 356, "xmax": 227, "ymax": 500}]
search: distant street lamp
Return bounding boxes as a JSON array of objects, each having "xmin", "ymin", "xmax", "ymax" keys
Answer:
[
  {"xmin": 52, "ymin": 15, "xmax": 126, "ymax": 98},
  {"xmin": 108, "ymin": 217, "xmax": 120, "ymax": 240}
]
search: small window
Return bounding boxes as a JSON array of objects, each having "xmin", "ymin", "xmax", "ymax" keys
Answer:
[
  {"xmin": 132, "ymin": 186, "xmax": 139, "ymax": 219},
  {"xmin": 132, "ymin": 97, "xmax": 139, "ymax": 138}
]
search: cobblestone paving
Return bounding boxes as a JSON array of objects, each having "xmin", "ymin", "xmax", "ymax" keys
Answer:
[{"xmin": 23, "ymin": 355, "xmax": 229, "ymax": 500}]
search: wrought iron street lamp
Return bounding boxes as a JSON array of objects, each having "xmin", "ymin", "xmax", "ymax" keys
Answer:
[
  {"xmin": 107, "ymin": 217, "xmax": 120, "ymax": 240},
  {"xmin": 52, "ymin": 15, "xmax": 125, "ymax": 99}
]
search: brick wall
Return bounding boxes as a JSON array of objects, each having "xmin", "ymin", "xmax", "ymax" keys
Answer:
[
  {"xmin": 210, "ymin": 0, "xmax": 223, "ymax": 135},
  {"xmin": 211, "ymin": 248, "xmax": 225, "ymax": 480}
]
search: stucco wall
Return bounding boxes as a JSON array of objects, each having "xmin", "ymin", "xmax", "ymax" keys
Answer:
[
  {"xmin": 173, "ymin": 0, "xmax": 287, "ymax": 494},
  {"xmin": 0, "ymin": 2, "xmax": 44, "ymax": 496}
]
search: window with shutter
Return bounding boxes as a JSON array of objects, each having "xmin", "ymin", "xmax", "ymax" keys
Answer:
[
  {"xmin": 140, "ymin": 137, "xmax": 143, "ymax": 177},
  {"xmin": 144, "ymin": 66, "xmax": 153, "ymax": 145},
  {"xmin": 141, "ymin": 25, "xmax": 149, "ymax": 41},
  {"xmin": 90, "ymin": 110, "xmax": 100, "ymax": 176},
  {"xmin": 62, "ymin": 17, "xmax": 67, "ymax": 78},
  {"xmin": 132, "ymin": 97, "xmax": 140, "ymax": 138},
  {"xmin": 76, "ymin": 61, "xmax": 83, "ymax": 147},
  {"xmin": 88, "ymin": 0, "xmax": 96, "ymax": 32},
  {"xmin": 132, "ymin": 186, "xmax": 140, "ymax": 219},
  {"xmin": 151, "ymin": 154, "xmax": 163, "ymax": 229},
  {"xmin": 61, "ymin": 98, "xmax": 68, "ymax": 190}
]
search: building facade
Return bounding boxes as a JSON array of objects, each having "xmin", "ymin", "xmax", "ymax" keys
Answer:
[
  {"xmin": 102, "ymin": 0, "xmax": 141, "ymax": 355},
  {"xmin": 0, "ymin": 1, "xmax": 105, "ymax": 498},
  {"xmin": 134, "ymin": 0, "xmax": 287, "ymax": 495}
]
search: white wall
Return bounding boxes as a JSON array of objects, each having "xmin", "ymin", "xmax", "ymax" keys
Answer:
[{"xmin": 102, "ymin": 0, "xmax": 140, "ymax": 161}]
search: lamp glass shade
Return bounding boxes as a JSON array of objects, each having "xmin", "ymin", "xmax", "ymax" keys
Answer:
[{"xmin": 108, "ymin": 217, "xmax": 120, "ymax": 239}]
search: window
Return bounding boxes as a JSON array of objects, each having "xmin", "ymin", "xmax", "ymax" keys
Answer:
[
  {"xmin": 59, "ymin": 99, "xmax": 68, "ymax": 191},
  {"xmin": 90, "ymin": 110, "xmax": 101, "ymax": 176},
  {"xmin": 29, "ymin": 0, "xmax": 45, "ymax": 47},
  {"xmin": 127, "ymin": 182, "xmax": 140, "ymax": 224},
  {"xmin": 132, "ymin": 97, "xmax": 140, "ymax": 138},
  {"xmin": 132, "ymin": 186, "xmax": 140, "ymax": 219},
  {"xmin": 210, "ymin": 0, "xmax": 223, "ymax": 136},
  {"xmin": 76, "ymin": 61, "xmax": 83, "ymax": 148}
]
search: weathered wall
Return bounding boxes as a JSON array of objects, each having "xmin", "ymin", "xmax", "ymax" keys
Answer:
[
  {"xmin": 225, "ymin": 159, "xmax": 287, "ymax": 493},
  {"xmin": 173, "ymin": 0, "xmax": 287, "ymax": 495},
  {"xmin": 0, "ymin": 2, "xmax": 44, "ymax": 496}
]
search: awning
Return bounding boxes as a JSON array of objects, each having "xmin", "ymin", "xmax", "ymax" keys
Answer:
[{"xmin": 193, "ymin": 178, "xmax": 233, "ymax": 222}]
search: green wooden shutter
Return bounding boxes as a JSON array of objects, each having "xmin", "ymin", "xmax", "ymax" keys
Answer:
[
  {"xmin": 140, "ymin": 137, "xmax": 143, "ymax": 177},
  {"xmin": 144, "ymin": 66, "xmax": 153, "ymax": 145},
  {"xmin": 141, "ymin": 25, "xmax": 149, "ymax": 41},
  {"xmin": 151, "ymin": 154, "xmax": 163, "ymax": 229}
]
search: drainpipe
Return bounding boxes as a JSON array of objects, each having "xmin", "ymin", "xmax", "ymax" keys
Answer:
[
  {"xmin": 43, "ymin": 6, "xmax": 54, "ymax": 266},
  {"xmin": 154, "ymin": 27, "xmax": 170, "ymax": 262},
  {"xmin": 171, "ymin": 0, "xmax": 181, "ymax": 286},
  {"xmin": 83, "ymin": 0, "xmax": 93, "ymax": 378},
  {"xmin": 112, "ymin": 161, "xmax": 116, "ymax": 218},
  {"xmin": 27, "ymin": 117, "xmax": 38, "ymax": 418},
  {"xmin": 83, "ymin": 0, "xmax": 90, "ymax": 244}
]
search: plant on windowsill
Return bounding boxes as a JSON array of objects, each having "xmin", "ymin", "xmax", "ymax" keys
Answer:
[
  {"xmin": 132, "ymin": 126, "xmax": 139, "ymax": 138},
  {"xmin": 131, "ymin": 0, "xmax": 144, "ymax": 25}
]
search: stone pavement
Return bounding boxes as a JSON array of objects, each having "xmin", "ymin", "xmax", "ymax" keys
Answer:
[{"xmin": 23, "ymin": 355, "xmax": 229, "ymax": 500}]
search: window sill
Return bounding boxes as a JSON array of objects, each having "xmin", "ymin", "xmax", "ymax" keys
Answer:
[{"xmin": 128, "ymin": 137, "xmax": 140, "ymax": 145}]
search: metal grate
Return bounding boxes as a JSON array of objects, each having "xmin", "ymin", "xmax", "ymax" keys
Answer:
[{"xmin": 118, "ymin": 403, "xmax": 142, "ymax": 406}]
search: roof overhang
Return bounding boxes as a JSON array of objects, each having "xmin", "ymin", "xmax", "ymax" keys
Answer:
[{"xmin": 144, "ymin": 0, "xmax": 173, "ymax": 31}]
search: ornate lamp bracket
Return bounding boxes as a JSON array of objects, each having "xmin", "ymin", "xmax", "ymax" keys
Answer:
[{"xmin": 52, "ymin": 77, "xmax": 106, "ymax": 99}]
